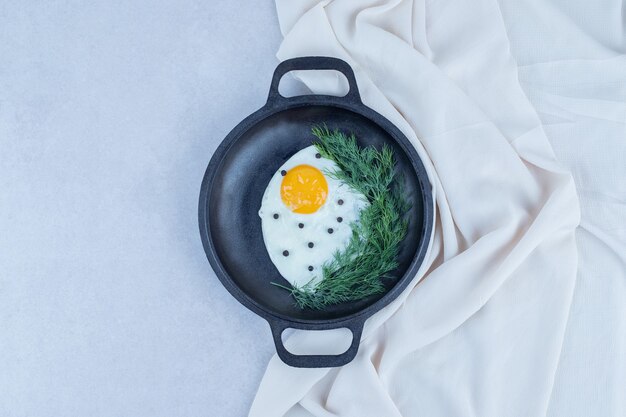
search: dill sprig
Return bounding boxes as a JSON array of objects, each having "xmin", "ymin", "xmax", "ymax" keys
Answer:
[{"xmin": 274, "ymin": 126, "xmax": 410, "ymax": 310}]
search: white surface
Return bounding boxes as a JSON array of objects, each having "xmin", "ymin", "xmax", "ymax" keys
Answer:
[
  {"xmin": 1, "ymin": 1, "xmax": 624, "ymax": 417},
  {"xmin": 0, "ymin": 1, "xmax": 281, "ymax": 416}
]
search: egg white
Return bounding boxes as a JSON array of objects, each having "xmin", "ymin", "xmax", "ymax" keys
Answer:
[{"xmin": 258, "ymin": 146, "xmax": 368, "ymax": 287}]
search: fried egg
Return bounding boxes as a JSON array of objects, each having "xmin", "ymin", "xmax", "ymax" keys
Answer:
[{"xmin": 259, "ymin": 146, "xmax": 367, "ymax": 287}]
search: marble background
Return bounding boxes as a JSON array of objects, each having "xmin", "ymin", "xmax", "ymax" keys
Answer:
[{"xmin": 0, "ymin": 1, "xmax": 284, "ymax": 415}]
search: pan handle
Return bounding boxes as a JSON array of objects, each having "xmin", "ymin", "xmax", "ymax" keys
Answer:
[
  {"xmin": 266, "ymin": 56, "xmax": 362, "ymax": 106},
  {"xmin": 267, "ymin": 317, "xmax": 365, "ymax": 368}
]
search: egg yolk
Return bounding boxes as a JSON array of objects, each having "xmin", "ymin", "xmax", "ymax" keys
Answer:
[{"xmin": 280, "ymin": 164, "xmax": 328, "ymax": 214}]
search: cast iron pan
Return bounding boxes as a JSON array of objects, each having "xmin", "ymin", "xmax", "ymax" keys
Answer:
[{"xmin": 199, "ymin": 57, "xmax": 433, "ymax": 368}]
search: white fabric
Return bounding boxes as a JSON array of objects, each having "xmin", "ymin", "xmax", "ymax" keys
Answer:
[
  {"xmin": 497, "ymin": 2, "xmax": 626, "ymax": 416},
  {"xmin": 249, "ymin": 1, "xmax": 586, "ymax": 416}
]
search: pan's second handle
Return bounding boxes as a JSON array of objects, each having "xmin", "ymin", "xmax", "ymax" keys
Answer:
[
  {"xmin": 266, "ymin": 56, "xmax": 361, "ymax": 105},
  {"xmin": 268, "ymin": 318, "xmax": 365, "ymax": 368}
]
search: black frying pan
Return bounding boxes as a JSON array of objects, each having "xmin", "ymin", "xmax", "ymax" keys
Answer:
[{"xmin": 199, "ymin": 57, "xmax": 433, "ymax": 368}]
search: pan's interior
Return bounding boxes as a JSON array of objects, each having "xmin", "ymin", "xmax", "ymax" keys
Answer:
[{"xmin": 206, "ymin": 105, "xmax": 426, "ymax": 321}]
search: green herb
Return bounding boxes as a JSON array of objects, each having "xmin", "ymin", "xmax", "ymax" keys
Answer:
[{"xmin": 272, "ymin": 126, "xmax": 410, "ymax": 310}]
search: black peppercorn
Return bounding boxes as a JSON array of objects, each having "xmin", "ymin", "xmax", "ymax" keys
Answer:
[
  {"xmin": 315, "ymin": 153, "xmax": 321, "ymax": 159},
  {"xmin": 280, "ymin": 170, "xmax": 287, "ymax": 176},
  {"xmin": 282, "ymin": 250, "xmax": 289, "ymax": 256},
  {"xmin": 327, "ymin": 228, "xmax": 333, "ymax": 234},
  {"xmin": 298, "ymin": 223, "xmax": 304, "ymax": 229},
  {"xmin": 308, "ymin": 242, "xmax": 314, "ymax": 248},
  {"xmin": 273, "ymin": 213, "xmax": 279, "ymax": 219},
  {"xmin": 308, "ymin": 266, "xmax": 314, "ymax": 271},
  {"xmin": 337, "ymin": 217, "xmax": 343, "ymax": 223},
  {"xmin": 337, "ymin": 199, "xmax": 344, "ymax": 205}
]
